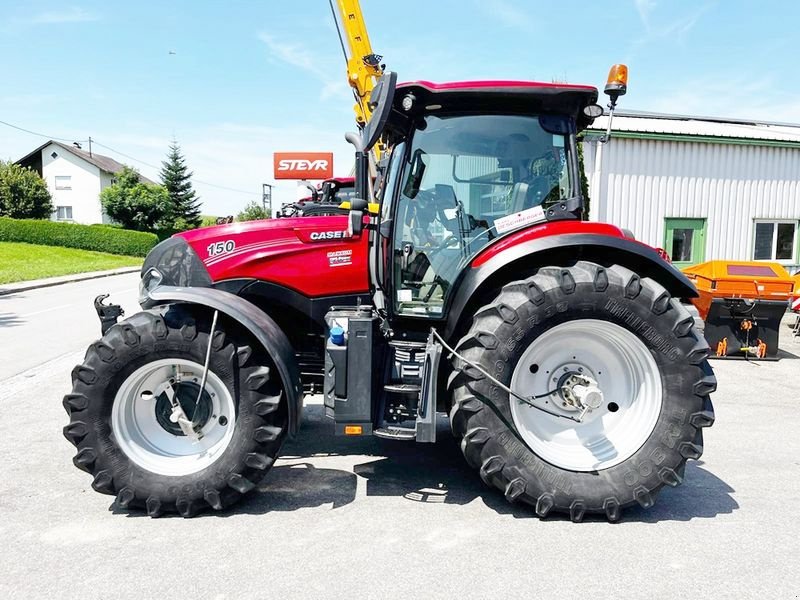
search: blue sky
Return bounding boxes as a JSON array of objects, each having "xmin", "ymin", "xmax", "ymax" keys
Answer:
[{"xmin": 1, "ymin": 0, "xmax": 798, "ymax": 215}]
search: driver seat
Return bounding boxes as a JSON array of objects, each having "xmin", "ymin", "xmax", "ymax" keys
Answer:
[{"xmin": 510, "ymin": 178, "xmax": 552, "ymax": 213}]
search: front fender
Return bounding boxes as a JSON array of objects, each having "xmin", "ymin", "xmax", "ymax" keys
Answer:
[
  {"xmin": 444, "ymin": 233, "xmax": 697, "ymax": 339},
  {"xmin": 146, "ymin": 285, "xmax": 303, "ymax": 436}
]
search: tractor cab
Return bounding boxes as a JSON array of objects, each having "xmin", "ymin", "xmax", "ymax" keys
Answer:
[
  {"xmin": 374, "ymin": 80, "xmax": 600, "ymax": 320},
  {"xmin": 321, "ymin": 75, "xmax": 608, "ymax": 440}
]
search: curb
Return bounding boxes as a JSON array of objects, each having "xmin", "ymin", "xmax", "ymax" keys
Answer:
[{"xmin": 0, "ymin": 267, "xmax": 141, "ymax": 296}]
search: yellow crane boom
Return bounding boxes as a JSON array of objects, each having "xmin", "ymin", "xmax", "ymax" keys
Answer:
[{"xmin": 330, "ymin": 0, "xmax": 384, "ymax": 131}]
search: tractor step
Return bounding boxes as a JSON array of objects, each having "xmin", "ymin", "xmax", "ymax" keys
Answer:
[
  {"xmin": 373, "ymin": 426, "xmax": 417, "ymax": 441},
  {"xmin": 388, "ymin": 340, "xmax": 428, "ymax": 349},
  {"xmin": 384, "ymin": 383, "xmax": 421, "ymax": 394}
]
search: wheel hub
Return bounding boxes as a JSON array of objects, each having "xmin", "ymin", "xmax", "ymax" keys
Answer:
[{"xmin": 154, "ymin": 382, "xmax": 213, "ymax": 436}]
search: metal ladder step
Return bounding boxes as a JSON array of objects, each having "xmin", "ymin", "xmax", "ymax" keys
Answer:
[
  {"xmin": 373, "ymin": 426, "xmax": 416, "ymax": 441},
  {"xmin": 384, "ymin": 383, "xmax": 421, "ymax": 394},
  {"xmin": 388, "ymin": 340, "xmax": 428, "ymax": 349}
]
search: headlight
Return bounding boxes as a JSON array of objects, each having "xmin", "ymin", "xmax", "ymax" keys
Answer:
[{"xmin": 138, "ymin": 267, "xmax": 164, "ymax": 304}]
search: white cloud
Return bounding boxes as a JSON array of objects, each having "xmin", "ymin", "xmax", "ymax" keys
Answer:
[
  {"xmin": 627, "ymin": 2, "xmax": 712, "ymax": 58},
  {"xmin": 30, "ymin": 7, "xmax": 99, "ymax": 24},
  {"xmin": 634, "ymin": 0, "xmax": 657, "ymax": 30},
  {"xmin": 258, "ymin": 32, "xmax": 350, "ymax": 102},
  {"xmin": 644, "ymin": 73, "xmax": 800, "ymax": 123}
]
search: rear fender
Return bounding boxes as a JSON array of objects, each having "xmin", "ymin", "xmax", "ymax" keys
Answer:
[
  {"xmin": 146, "ymin": 285, "xmax": 303, "ymax": 436},
  {"xmin": 444, "ymin": 233, "xmax": 698, "ymax": 339}
]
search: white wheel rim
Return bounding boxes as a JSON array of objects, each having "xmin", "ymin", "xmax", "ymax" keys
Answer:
[
  {"xmin": 510, "ymin": 319, "xmax": 662, "ymax": 472},
  {"xmin": 112, "ymin": 358, "xmax": 235, "ymax": 476}
]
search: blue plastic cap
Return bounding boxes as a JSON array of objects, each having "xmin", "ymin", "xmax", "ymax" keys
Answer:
[{"xmin": 329, "ymin": 326, "xmax": 345, "ymax": 345}]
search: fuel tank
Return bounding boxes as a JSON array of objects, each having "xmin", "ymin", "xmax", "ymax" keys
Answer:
[{"xmin": 176, "ymin": 215, "xmax": 369, "ymax": 297}]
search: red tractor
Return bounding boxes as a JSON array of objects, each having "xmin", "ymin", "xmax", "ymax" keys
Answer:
[{"xmin": 64, "ymin": 70, "xmax": 715, "ymax": 521}]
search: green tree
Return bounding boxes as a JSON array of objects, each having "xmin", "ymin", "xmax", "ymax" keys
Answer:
[
  {"xmin": 236, "ymin": 200, "xmax": 270, "ymax": 222},
  {"xmin": 100, "ymin": 166, "xmax": 172, "ymax": 231},
  {"xmin": 0, "ymin": 161, "xmax": 54, "ymax": 219},
  {"xmin": 160, "ymin": 142, "xmax": 201, "ymax": 229}
]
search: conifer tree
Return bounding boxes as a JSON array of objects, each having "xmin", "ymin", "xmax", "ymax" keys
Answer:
[{"xmin": 160, "ymin": 142, "xmax": 201, "ymax": 229}]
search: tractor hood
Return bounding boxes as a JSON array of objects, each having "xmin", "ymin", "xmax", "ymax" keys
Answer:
[{"xmin": 142, "ymin": 216, "xmax": 370, "ymax": 299}]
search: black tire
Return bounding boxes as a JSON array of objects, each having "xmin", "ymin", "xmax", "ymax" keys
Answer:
[
  {"xmin": 63, "ymin": 307, "xmax": 288, "ymax": 517},
  {"xmin": 449, "ymin": 261, "xmax": 716, "ymax": 522}
]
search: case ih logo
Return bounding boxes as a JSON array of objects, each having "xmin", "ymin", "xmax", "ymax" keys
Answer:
[{"xmin": 273, "ymin": 152, "xmax": 334, "ymax": 180}]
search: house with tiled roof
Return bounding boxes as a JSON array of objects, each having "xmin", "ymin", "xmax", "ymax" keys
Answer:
[{"xmin": 16, "ymin": 140, "xmax": 154, "ymax": 224}]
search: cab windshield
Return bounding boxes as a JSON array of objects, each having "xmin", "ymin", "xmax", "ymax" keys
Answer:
[{"xmin": 391, "ymin": 113, "xmax": 574, "ymax": 317}]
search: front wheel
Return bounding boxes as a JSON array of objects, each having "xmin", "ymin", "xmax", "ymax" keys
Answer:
[
  {"xmin": 449, "ymin": 261, "xmax": 716, "ymax": 521},
  {"xmin": 63, "ymin": 308, "xmax": 287, "ymax": 517}
]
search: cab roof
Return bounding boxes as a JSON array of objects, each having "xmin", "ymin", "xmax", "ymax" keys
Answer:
[{"xmin": 388, "ymin": 79, "xmax": 600, "ymax": 134}]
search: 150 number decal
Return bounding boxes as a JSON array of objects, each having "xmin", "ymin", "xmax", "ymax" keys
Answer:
[{"xmin": 207, "ymin": 240, "xmax": 236, "ymax": 257}]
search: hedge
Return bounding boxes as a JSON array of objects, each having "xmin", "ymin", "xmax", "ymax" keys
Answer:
[{"xmin": 0, "ymin": 217, "xmax": 158, "ymax": 257}]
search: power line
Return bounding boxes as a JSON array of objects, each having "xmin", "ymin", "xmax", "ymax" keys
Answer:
[
  {"xmin": 91, "ymin": 141, "xmax": 262, "ymax": 197},
  {"xmin": 0, "ymin": 119, "xmax": 88, "ymax": 144},
  {"xmin": 91, "ymin": 140, "xmax": 160, "ymax": 170},
  {"xmin": 1, "ymin": 118, "xmax": 261, "ymax": 197}
]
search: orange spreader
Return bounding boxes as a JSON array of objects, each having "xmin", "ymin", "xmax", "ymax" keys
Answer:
[{"xmin": 683, "ymin": 260, "xmax": 794, "ymax": 320}]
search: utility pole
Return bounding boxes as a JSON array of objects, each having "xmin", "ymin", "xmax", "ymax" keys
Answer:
[
  {"xmin": 88, "ymin": 136, "xmax": 93, "ymax": 158},
  {"xmin": 262, "ymin": 183, "xmax": 273, "ymax": 217}
]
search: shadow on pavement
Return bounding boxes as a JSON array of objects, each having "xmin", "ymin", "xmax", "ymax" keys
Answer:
[
  {"xmin": 114, "ymin": 404, "xmax": 738, "ymax": 522},
  {"xmin": 0, "ymin": 312, "xmax": 24, "ymax": 328},
  {"xmin": 237, "ymin": 405, "xmax": 739, "ymax": 522}
]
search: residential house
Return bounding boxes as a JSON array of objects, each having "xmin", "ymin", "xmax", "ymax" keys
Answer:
[{"xmin": 16, "ymin": 140, "xmax": 154, "ymax": 224}]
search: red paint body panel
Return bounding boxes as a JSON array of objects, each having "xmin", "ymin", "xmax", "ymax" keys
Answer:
[
  {"xmin": 177, "ymin": 216, "xmax": 369, "ymax": 297},
  {"xmin": 471, "ymin": 220, "xmax": 628, "ymax": 267}
]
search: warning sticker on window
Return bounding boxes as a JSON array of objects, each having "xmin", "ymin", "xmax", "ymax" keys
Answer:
[
  {"xmin": 494, "ymin": 205, "xmax": 546, "ymax": 234},
  {"xmin": 327, "ymin": 249, "xmax": 352, "ymax": 267}
]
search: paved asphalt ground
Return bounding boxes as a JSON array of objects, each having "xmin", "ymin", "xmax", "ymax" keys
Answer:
[{"xmin": 1, "ymin": 273, "xmax": 799, "ymax": 599}]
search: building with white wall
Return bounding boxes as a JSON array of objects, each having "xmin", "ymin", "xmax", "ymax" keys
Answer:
[
  {"xmin": 16, "ymin": 140, "xmax": 154, "ymax": 225},
  {"xmin": 582, "ymin": 112, "xmax": 800, "ymax": 272}
]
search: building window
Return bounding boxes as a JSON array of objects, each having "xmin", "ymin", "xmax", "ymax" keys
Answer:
[
  {"xmin": 55, "ymin": 206, "xmax": 73, "ymax": 220},
  {"xmin": 753, "ymin": 221, "xmax": 797, "ymax": 262},
  {"xmin": 55, "ymin": 176, "xmax": 72, "ymax": 190}
]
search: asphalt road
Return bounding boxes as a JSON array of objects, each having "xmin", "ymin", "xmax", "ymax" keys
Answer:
[
  {"xmin": 1, "ymin": 277, "xmax": 799, "ymax": 599},
  {"xmin": 0, "ymin": 272, "xmax": 140, "ymax": 380}
]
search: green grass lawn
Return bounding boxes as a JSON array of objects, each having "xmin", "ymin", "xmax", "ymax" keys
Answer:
[{"xmin": 0, "ymin": 242, "xmax": 141, "ymax": 284}]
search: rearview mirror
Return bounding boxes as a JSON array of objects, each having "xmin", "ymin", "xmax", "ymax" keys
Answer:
[
  {"xmin": 362, "ymin": 71, "xmax": 397, "ymax": 152},
  {"xmin": 346, "ymin": 198, "xmax": 369, "ymax": 238}
]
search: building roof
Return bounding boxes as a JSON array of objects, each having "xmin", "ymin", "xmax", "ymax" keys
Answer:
[
  {"xmin": 16, "ymin": 140, "xmax": 156, "ymax": 184},
  {"xmin": 585, "ymin": 110, "xmax": 800, "ymax": 147}
]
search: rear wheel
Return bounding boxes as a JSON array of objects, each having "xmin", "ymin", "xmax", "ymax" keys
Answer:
[
  {"xmin": 450, "ymin": 261, "xmax": 716, "ymax": 521},
  {"xmin": 63, "ymin": 307, "xmax": 287, "ymax": 517}
]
